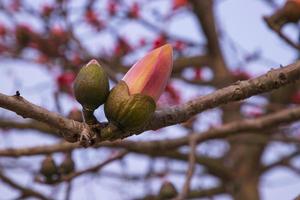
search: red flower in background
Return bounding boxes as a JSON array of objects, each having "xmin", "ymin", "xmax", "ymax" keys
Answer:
[
  {"xmin": 85, "ymin": 9, "xmax": 103, "ymax": 29},
  {"xmin": 15, "ymin": 24, "xmax": 35, "ymax": 47},
  {"xmin": 173, "ymin": 40, "xmax": 186, "ymax": 51},
  {"xmin": 247, "ymin": 109, "xmax": 264, "ymax": 118},
  {"xmin": 153, "ymin": 35, "xmax": 166, "ymax": 49},
  {"xmin": 0, "ymin": 24, "xmax": 7, "ymax": 37},
  {"xmin": 194, "ymin": 68, "xmax": 202, "ymax": 80},
  {"xmin": 71, "ymin": 53, "xmax": 82, "ymax": 66},
  {"xmin": 9, "ymin": 0, "xmax": 20, "ymax": 12},
  {"xmin": 57, "ymin": 72, "xmax": 76, "ymax": 95},
  {"xmin": 0, "ymin": 43, "xmax": 7, "ymax": 53},
  {"xmin": 49, "ymin": 25, "xmax": 69, "ymax": 46},
  {"xmin": 50, "ymin": 25, "xmax": 65, "ymax": 38},
  {"xmin": 85, "ymin": 9, "xmax": 97, "ymax": 23},
  {"xmin": 114, "ymin": 37, "xmax": 132, "ymax": 56},
  {"xmin": 164, "ymin": 83, "xmax": 181, "ymax": 105},
  {"xmin": 128, "ymin": 2, "xmax": 139, "ymax": 18},
  {"xmin": 172, "ymin": 0, "xmax": 188, "ymax": 10},
  {"xmin": 42, "ymin": 4, "xmax": 54, "ymax": 16},
  {"xmin": 139, "ymin": 38, "xmax": 147, "ymax": 47},
  {"xmin": 291, "ymin": 91, "xmax": 300, "ymax": 104},
  {"xmin": 36, "ymin": 54, "xmax": 49, "ymax": 64},
  {"xmin": 108, "ymin": 1, "xmax": 118, "ymax": 16},
  {"xmin": 232, "ymin": 69, "xmax": 251, "ymax": 80}
]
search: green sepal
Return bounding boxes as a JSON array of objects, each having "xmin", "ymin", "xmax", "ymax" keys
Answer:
[{"xmin": 104, "ymin": 81, "xmax": 156, "ymax": 130}]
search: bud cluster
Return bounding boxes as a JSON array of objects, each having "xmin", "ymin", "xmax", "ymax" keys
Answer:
[
  {"xmin": 73, "ymin": 44, "xmax": 173, "ymax": 135},
  {"xmin": 39, "ymin": 153, "xmax": 75, "ymax": 184}
]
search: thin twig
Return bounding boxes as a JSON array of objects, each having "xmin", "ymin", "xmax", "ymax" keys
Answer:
[
  {"xmin": 264, "ymin": 16, "xmax": 300, "ymax": 51},
  {"xmin": 57, "ymin": 150, "xmax": 127, "ymax": 183},
  {"xmin": 65, "ymin": 181, "xmax": 72, "ymax": 200},
  {"xmin": 176, "ymin": 135, "xmax": 197, "ymax": 200},
  {"xmin": 0, "ymin": 171, "xmax": 51, "ymax": 200}
]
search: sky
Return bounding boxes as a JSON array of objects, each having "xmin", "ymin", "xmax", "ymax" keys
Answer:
[{"xmin": 0, "ymin": 0, "xmax": 300, "ymax": 199}]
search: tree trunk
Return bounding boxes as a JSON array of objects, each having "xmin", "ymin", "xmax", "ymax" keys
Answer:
[{"xmin": 222, "ymin": 103, "xmax": 266, "ymax": 200}]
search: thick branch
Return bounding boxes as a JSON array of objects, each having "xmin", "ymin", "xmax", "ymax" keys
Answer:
[
  {"xmin": 172, "ymin": 55, "xmax": 211, "ymax": 73},
  {"xmin": 2, "ymin": 102, "xmax": 300, "ymax": 160},
  {"xmin": 0, "ymin": 119, "xmax": 59, "ymax": 136},
  {"xmin": 189, "ymin": 0, "xmax": 229, "ymax": 77},
  {"xmin": 0, "ymin": 62, "xmax": 300, "ymax": 144},
  {"xmin": 148, "ymin": 61, "xmax": 300, "ymax": 131},
  {"xmin": 0, "ymin": 93, "xmax": 83, "ymax": 140}
]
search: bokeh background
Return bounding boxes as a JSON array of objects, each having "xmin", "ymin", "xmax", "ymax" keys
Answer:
[{"xmin": 0, "ymin": 0, "xmax": 300, "ymax": 199}]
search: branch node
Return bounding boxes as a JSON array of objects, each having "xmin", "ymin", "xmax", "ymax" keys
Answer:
[
  {"xmin": 79, "ymin": 125, "xmax": 95, "ymax": 147},
  {"xmin": 15, "ymin": 90, "xmax": 20, "ymax": 97}
]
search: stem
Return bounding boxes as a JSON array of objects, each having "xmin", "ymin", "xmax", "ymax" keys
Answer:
[{"xmin": 82, "ymin": 107, "xmax": 97, "ymax": 125}]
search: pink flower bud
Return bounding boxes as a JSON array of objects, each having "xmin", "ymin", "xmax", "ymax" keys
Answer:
[
  {"xmin": 104, "ymin": 45, "xmax": 173, "ymax": 131},
  {"xmin": 122, "ymin": 44, "xmax": 173, "ymax": 101}
]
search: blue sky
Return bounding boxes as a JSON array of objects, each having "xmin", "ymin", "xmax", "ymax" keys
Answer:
[{"xmin": 0, "ymin": 0, "xmax": 300, "ymax": 199}]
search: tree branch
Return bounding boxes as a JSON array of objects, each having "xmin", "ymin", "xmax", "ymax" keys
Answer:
[
  {"xmin": 0, "ymin": 61, "xmax": 300, "ymax": 144},
  {"xmin": 0, "ymin": 171, "xmax": 51, "ymax": 200},
  {"xmin": 261, "ymin": 150, "xmax": 300, "ymax": 172},
  {"xmin": 148, "ymin": 61, "xmax": 300, "ymax": 131},
  {"xmin": 2, "ymin": 102, "xmax": 300, "ymax": 161},
  {"xmin": 0, "ymin": 119, "xmax": 59, "ymax": 137},
  {"xmin": 176, "ymin": 136, "xmax": 197, "ymax": 200},
  {"xmin": 38, "ymin": 150, "xmax": 128, "ymax": 184},
  {"xmin": 189, "ymin": 0, "xmax": 230, "ymax": 78},
  {"xmin": 187, "ymin": 185, "xmax": 226, "ymax": 199}
]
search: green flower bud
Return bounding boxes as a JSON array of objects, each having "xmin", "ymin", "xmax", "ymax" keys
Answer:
[
  {"xmin": 40, "ymin": 155, "xmax": 59, "ymax": 183},
  {"xmin": 59, "ymin": 152, "xmax": 75, "ymax": 175},
  {"xmin": 104, "ymin": 81, "xmax": 156, "ymax": 130},
  {"xmin": 158, "ymin": 181, "xmax": 178, "ymax": 199},
  {"xmin": 73, "ymin": 59, "xmax": 109, "ymax": 111}
]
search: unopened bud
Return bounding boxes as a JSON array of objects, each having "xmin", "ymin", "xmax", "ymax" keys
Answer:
[
  {"xmin": 73, "ymin": 59, "xmax": 109, "ymax": 111},
  {"xmin": 104, "ymin": 45, "xmax": 173, "ymax": 130},
  {"xmin": 40, "ymin": 155, "xmax": 59, "ymax": 183},
  {"xmin": 158, "ymin": 181, "xmax": 178, "ymax": 199}
]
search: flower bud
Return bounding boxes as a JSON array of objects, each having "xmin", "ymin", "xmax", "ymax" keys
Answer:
[
  {"xmin": 104, "ymin": 44, "xmax": 173, "ymax": 130},
  {"xmin": 158, "ymin": 181, "xmax": 178, "ymax": 199},
  {"xmin": 59, "ymin": 152, "xmax": 75, "ymax": 175},
  {"xmin": 40, "ymin": 155, "xmax": 59, "ymax": 183},
  {"xmin": 73, "ymin": 59, "xmax": 109, "ymax": 110},
  {"xmin": 266, "ymin": 0, "xmax": 300, "ymax": 29},
  {"xmin": 123, "ymin": 44, "xmax": 173, "ymax": 101},
  {"xmin": 281, "ymin": 0, "xmax": 300, "ymax": 23}
]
